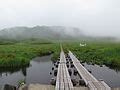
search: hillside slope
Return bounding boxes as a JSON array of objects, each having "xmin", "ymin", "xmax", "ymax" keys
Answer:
[{"xmin": 0, "ymin": 26, "xmax": 84, "ymax": 40}]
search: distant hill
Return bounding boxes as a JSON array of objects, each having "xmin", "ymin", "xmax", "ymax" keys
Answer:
[
  {"xmin": 0, "ymin": 26, "xmax": 116, "ymax": 42},
  {"xmin": 0, "ymin": 26, "xmax": 85, "ymax": 41}
]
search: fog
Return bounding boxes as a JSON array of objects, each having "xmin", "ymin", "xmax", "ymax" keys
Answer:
[{"xmin": 0, "ymin": 0, "xmax": 120, "ymax": 38}]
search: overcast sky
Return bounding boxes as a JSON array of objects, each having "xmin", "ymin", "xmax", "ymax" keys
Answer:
[{"xmin": 0, "ymin": 0, "xmax": 120, "ymax": 37}]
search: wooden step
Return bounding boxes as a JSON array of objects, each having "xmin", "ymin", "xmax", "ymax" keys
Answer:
[
  {"xmin": 19, "ymin": 84, "xmax": 55, "ymax": 90},
  {"xmin": 74, "ymin": 86, "xmax": 88, "ymax": 90}
]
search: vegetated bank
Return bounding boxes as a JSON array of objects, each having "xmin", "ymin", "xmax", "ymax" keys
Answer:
[
  {"xmin": 63, "ymin": 41, "xmax": 120, "ymax": 70},
  {"xmin": 0, "ymin": 40, "xmax": 60, "ymax": 67},
  {"xmin": 1, "ymin": 39, "xmax": 120, "ymax": 70}
]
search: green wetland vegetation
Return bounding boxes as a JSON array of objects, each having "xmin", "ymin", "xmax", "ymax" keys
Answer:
[
  {"xmin": 0, "ymin": 41, "xmax": 60, "ymax": 67},
  {"xmin": 63, "ymin": 41, "xmax": 120, "ymax": 70},
  {"xmin": 0, "ymin": 39, "xmax": 120, "ymax": 70}
]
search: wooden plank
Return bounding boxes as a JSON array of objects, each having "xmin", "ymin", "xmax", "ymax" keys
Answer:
[
  {"xmin": 55, "ymin": 82, "xmax": 59, "ymax": 90},
  {"xmin": 92, "ymin": 82, "xmax": 104, "ymax": 90},
  {"xmin": 74, "ymin": 86, "xmax": 89, "ymax": 90},
  {"xmin": 69, "ymin": 51, "xmax": 98, "ymax": 83},
  {"xmin": 56, "ymin": 50, "xmax": 74, "ymax": 90},
  {"xmin": 100, "ymin": 81, "xmax": 111, "ymax": 90},
  {"xmin": 60, "ymin": 82, "xmax": 64, "ymax": 90},
  {"xmin": 68, "ymin": 51, "xmax": 111, "ymax": 90},
  {"xmin": 112, "ymin": 88, "xmax": 120, "ymax": 90},
  {"xmin": 63, "ymin": 65, "xmax": 69, "ymax": 90},
  {"xmin": 88, "ymin": 81, "xmax": 97, "ymax": 90},
  {"xmin": 28, "ymin": 84, "xmax": 55, "ymax": 90}
]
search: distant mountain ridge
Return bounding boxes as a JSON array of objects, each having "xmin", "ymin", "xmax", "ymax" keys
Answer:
[{"xmin": 0, "ymin": 26, "xmax": 84, "ymax": 40}]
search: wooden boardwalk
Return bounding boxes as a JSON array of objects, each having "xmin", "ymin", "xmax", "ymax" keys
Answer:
[
  {"xmin": 55, "ymin": 50, "xmax": 74, "ymax": 90},
  {"xmin": 28, "ymin": 84, "xmax": 54, "ymax": 90},
  {"xmin": 68, "ymin": 51, "xmax": 111, "ymax": 90},
  {"xmin": 19, "ymin": 84, "xmax": 88, "ymax": 90},
  {"xmin": 19, "ymin": 49, "xmax": 119, "ymax": 90},
  {"xmin": 19, "ymin": 84, "xmax": 120, "ymax": 90}
]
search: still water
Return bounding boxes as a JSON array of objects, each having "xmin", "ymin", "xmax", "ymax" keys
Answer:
[
  {"xmin": 83, "ymin": 63, "xmax": 120, "ymax": 88},
  {"xmin": 0, "ymin": 55, "xmax": 120, "ymax": 88},
  {"xmin": 0, "ymin": 55, "xmax": 53, "ymax": 87}
]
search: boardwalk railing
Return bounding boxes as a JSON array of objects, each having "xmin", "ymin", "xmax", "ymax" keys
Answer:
[
  {"xmin": 55, "ymin": 51, "xmax": 74, "ymax": 90},
  {"xmin": 68, "ymin": 51, "xmax": 111, "ymax": 90}
]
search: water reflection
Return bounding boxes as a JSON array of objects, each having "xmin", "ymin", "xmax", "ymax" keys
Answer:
[
  {"xmin": 21, "ymin": 68, "xmax": 27, "ymax": 77},
  {"xmin": 0, "ymin": 55, "xmax": 120, "ymax": 88},
  {"xmin": 0, "ymin": 67, "xmax": 28, "ymax": 78},
  {"xmin": 83, "ymin": 63, "xmax": 120, "ymax": 88},
  {"xmin": 0, "ymin": 55, "xmax": 53, "ymax": 87}
]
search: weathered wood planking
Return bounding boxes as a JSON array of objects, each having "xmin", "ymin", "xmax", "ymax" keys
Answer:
[
  {"xmin": 112, "ymin": 88, "xmax": 120, "ymax": 90},
  {"xmin": 68, "ymin": 51, "xmax": 111, "ymax": 90},
  {"xmin": 74, "ymin": 87, "xmax": 89, "ymax": 90},
  {"xmin": 28, "ymin": 84, "xmax": 55, "ymax": 90},
  {"xmin": 55, "ymin": 51, "xmax": 73, "ymax": 90}
]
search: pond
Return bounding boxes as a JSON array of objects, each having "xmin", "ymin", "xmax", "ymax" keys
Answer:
[
  {"xmin": 83, "ymin": 63, "xmax": 120, "ymax": 88},
  {"xmin": 0, "ymin": 55, "xmax": 53, "ymax": 87},
  {"xmin": 0, "ymin": 55, "xmax": 120, "ymax": 88}
]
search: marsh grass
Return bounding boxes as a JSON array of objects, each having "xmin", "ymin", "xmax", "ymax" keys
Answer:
[
  {"xmin": 0, "ymin": 43, "xmax": 60, "ymax": 67},
  {"xmin": 1, "ymin": 40, "xmax": 120, "ymax": 69},
  {"xmin": 63, "ymin": 42, "xmax": 120, "ymax": 69}
]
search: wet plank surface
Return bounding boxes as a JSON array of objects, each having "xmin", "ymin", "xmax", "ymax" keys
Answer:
[
  {"xmin": 28, "ymin": 84, "xmax": 55, "ymax": 90},
  {"xmin": 68, "ymin": 51, "xmax": 111, "ymax": 90},
  {"xmin": 55, "ymin": 51, "xmax": 73, "ymax": 90}
]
